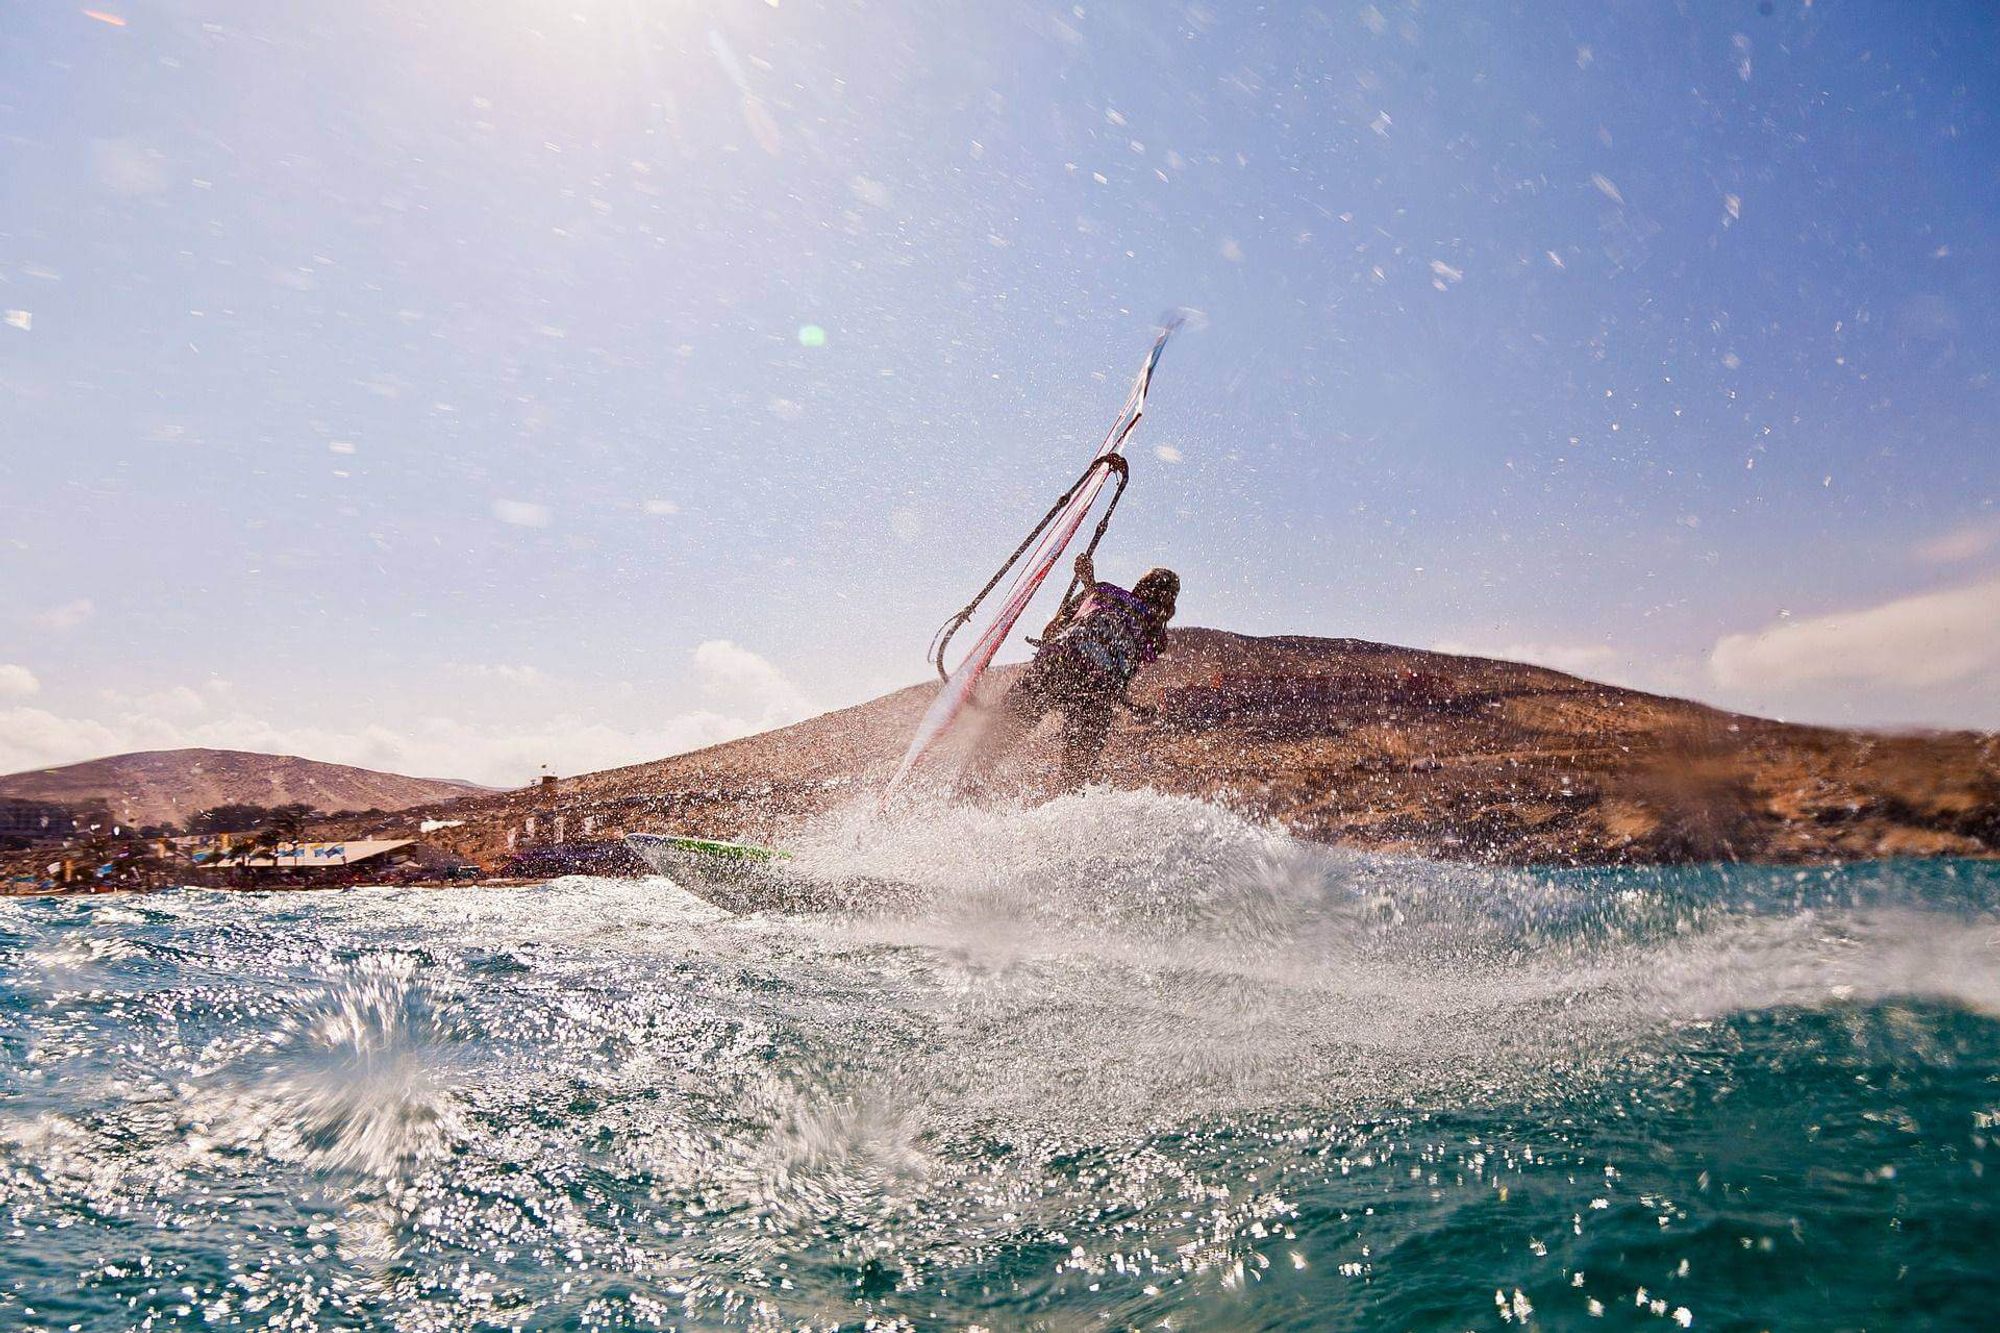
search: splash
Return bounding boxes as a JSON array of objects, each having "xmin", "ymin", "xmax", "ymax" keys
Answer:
[{"xmin": 0, "ymin": 803, "xmax": 1995, "ymax": 1329}]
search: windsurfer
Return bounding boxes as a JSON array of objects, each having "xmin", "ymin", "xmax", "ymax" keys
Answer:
[{"xmin": 966, "ymin": 553, "xmax": 1180, "ymax": 791}]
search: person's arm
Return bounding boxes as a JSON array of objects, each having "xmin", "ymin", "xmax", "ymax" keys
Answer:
[
  {"xmin": 1036, "ymin": 554, "xmax": 1097, "ymax": 640},
  {"xmin": 1062, "ymin": 553, "xmax": 1097, "ymax": 616}
]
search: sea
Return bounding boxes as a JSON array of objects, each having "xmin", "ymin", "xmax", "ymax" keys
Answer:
[{"xmin": 2, "ymin": 791, "xmax": 1996, "ymax": 1331}]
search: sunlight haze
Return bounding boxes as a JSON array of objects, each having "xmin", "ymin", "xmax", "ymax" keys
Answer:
[{"xmin": 3, "ymin": 0, "xmax": 1995, "ymax": 783}]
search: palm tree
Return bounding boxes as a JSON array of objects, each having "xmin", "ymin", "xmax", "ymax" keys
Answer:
[
  {"xmin": 69, "ymin": 832, "xmax": 117, "ymax": 892},
  {"xmin": 247, "ymin": 803, "xmax": 316, "ymax": 881},
  {"xmin": 271, "ymin": 806, "xmax": 309, "ymax": 842},
  {"xmin": 116, "ymin": 839, "xmax": 181, "ymax": 891},
  {"xmin": 64, "ymin": 832, "xmax": 175, "ymax": 892}
]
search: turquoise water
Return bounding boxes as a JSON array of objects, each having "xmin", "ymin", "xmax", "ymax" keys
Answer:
[{"xmin": 3, "ymin": 792, "xmax": 1996, "ymax": 1331}]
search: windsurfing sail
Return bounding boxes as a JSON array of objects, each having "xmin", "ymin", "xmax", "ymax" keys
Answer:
[{"xmin": 885, "ymin": 315, "xmax": 1183, "ymax": 794}]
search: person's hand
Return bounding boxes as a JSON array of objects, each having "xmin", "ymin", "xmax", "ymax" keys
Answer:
[{"xmin": 1073, "ymin": 553, "xmax": 1095, "ymax": 583}]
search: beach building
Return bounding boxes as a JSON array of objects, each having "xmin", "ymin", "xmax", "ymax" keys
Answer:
[
  {"xmin": 203, "ymin": 839, "xmax": 417, "ymax": 872},
  {"xmin": 0, "ymin": 798, "xmax": 73, "ymax": 843},
  {"xmin": 197, "ymin": 838, "xmax": 481, "ymax": 884}
]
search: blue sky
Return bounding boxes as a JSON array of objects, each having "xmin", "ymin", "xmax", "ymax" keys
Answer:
[{"xmin": 2, "ymin": 0, "xmax": 1996, "ymax": 785}]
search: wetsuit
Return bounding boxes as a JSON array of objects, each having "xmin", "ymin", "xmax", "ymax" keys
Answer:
[{"xmin": 991, "ymin": 582, "xmax": 1166, "ymax": 788}]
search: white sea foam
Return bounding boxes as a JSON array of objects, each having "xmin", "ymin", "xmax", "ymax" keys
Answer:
[
  {"xmin": 736, "ymin": 789, "xmax": 2000, "ymax": 1129},
  {"xmin": 2, "ymin": 792, "xmax": 1992, "ymax": 1329}
]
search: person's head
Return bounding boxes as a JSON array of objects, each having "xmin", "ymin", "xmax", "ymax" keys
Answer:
[{"xmin": 1132, "ymin": 567, "xmax": 1180, "ymax": 622}]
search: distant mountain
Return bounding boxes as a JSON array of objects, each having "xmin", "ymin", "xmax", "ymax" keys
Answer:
[
  {"xmin": 0, "ymin": 748, "xmax": 492, "ymax": 828},
  {"xmin": 364, "ymin": 628, "xmax": 1998, "ymax": 868}
]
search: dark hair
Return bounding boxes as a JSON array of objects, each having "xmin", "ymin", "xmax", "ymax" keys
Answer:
[
  {"xmin": 1133, "ymin": 569, "xmax": 1179, "ymax": 651},
  {"xmin": 1133, "ymin": 568, "xmax": 1180, "ymax": 605}
]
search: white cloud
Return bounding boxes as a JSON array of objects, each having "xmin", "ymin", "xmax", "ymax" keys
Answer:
[
  {"xmin": 0, "ymin": 700, "xmax": 771, "ymax": 789},
  {"xmin": 1154, "ymin": 444, "xmax": 1183, "ymax": 464},
  {"xmin": 642, "ymin": 498, "xmax": 680, "ymax": 517},
  {"xmin": 0, "ymin": 664, "xmax": 40, "ymax": 698},
  {"xmin": 453, "ymin": 663, "xmax": 547, "ymax": 686},
  {"xmin": 492, "ymin": 499, "xmax": 551, "ymax": 528},
  {"xmin": 0, "ymin": 644, "xmax": 819, "ymax": 788},
  {"xmin": 1710, "ymin": 575, "xmax": 2000, "ymax": 694},
  {"xmin": 1431, "ymin": 638, "xmax": 1698, "ymax": 696},
  {"xmin": 34, "ymin": 599, "xmax": 95, "ymax": 631},
  {"xmin": 0, "ymin": 707, "xmax": 131, "ymax": 776},
  {"xmin": 848, "ymin": 175, "xmax": 891, "ymax": 209},
  {"xmin": 693, "ymin": 639, "xmax": 816, "ymax": 729},
  {"xmin": 92, "ymin": 138, "xmax": 171, "ymax": 196},
  {"xmin": 1436, "ymin": 639, "xmax": 1618, "ymax": 677},
  {"xmin": 98, "ymin": 684, "xmax": 210, "ymax": 718},
  {"xmin": 1914, "ymin": 517, "xmax": 2000, "ymax": 565}
]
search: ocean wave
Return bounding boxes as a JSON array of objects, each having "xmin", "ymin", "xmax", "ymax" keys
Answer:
[{"xmin": 1, "ymin": 792, "xmax": 1994, "ymax": 1329}]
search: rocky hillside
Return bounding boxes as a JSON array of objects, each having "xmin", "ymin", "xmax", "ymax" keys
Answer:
[
  {"xmin": 341, "ymin": 629, "xmax": 1999, "ymax": 869},
  {"xmin": 0, "ymin": 748, "xmax": 492, "ymax": 828}
]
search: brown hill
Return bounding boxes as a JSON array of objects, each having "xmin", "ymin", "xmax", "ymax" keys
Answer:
[
  {"xmin": 349, "ymin": 629, "xmax": 2000, "ymax": 869},
  {"xmin": 0, "ymin": 748, "xmax": 493, "ymax": 829}
]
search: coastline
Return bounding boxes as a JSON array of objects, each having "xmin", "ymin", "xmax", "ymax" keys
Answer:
[
  {"xmin": 324, "ymin": 630, "xmax": 1999, "ymax": 877},
  {"xmin": 8, "ymin": 632, "xmax": 1992, "ymax": 895}
]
